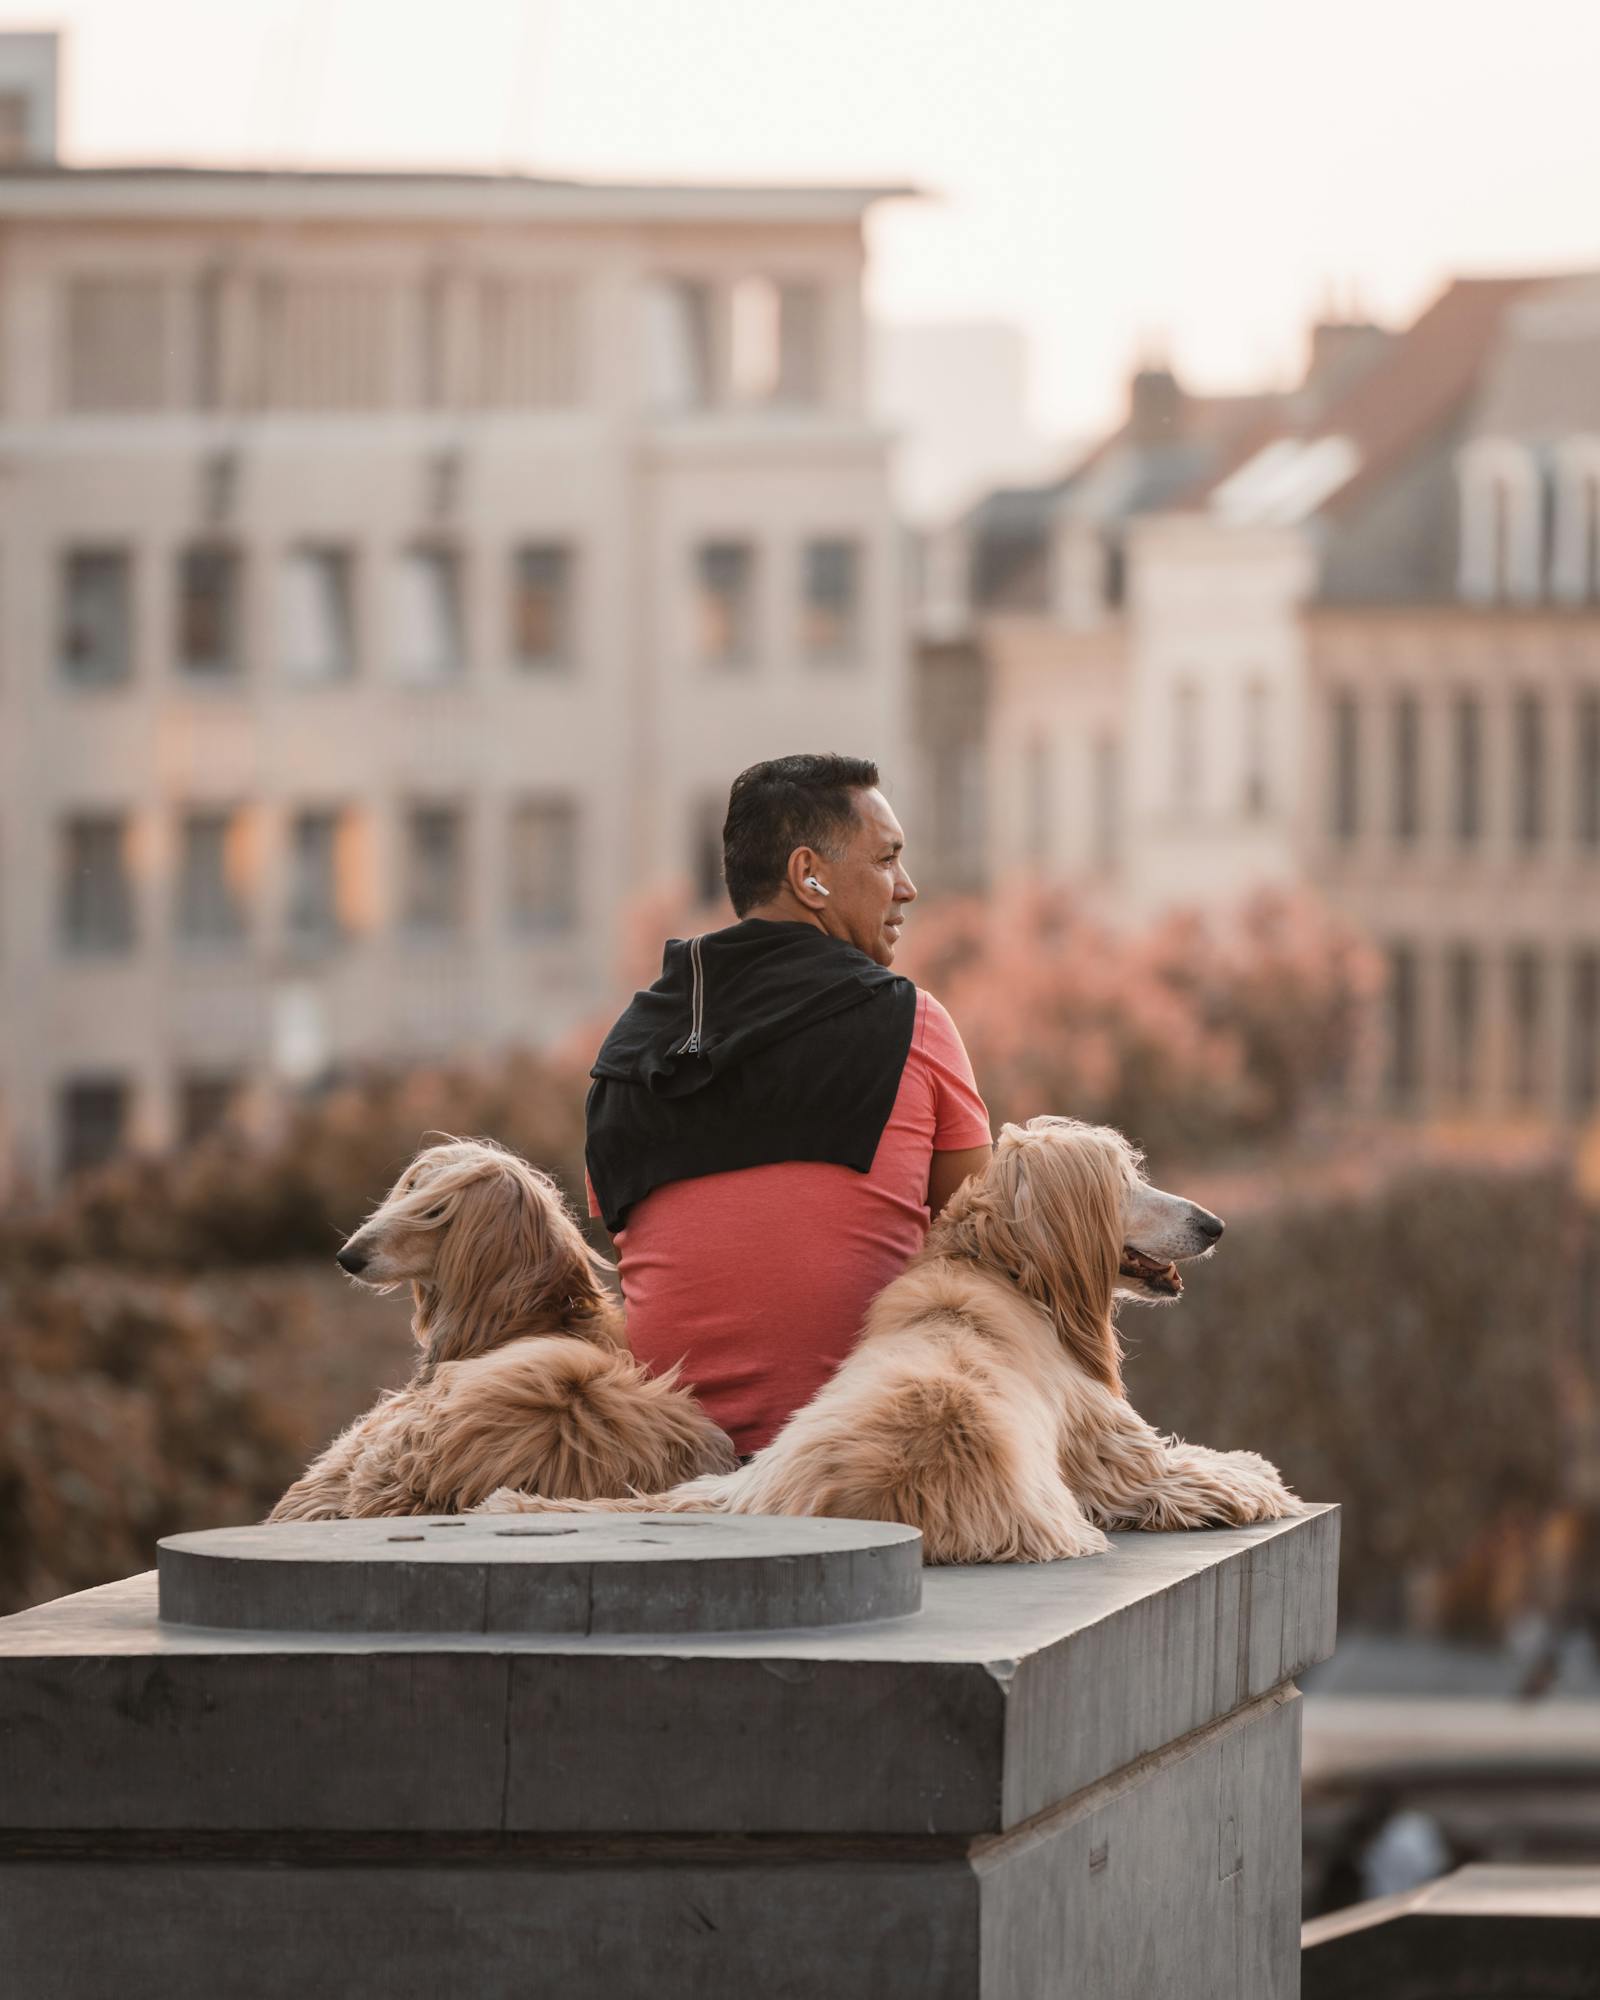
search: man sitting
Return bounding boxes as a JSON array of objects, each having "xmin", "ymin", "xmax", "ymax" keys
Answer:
[{"xmin": 586, "ymin": 753, "xmax": 992, "ymax": 1455}]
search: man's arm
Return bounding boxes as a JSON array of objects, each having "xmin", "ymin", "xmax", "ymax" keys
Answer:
[{"xmin": 927, "ymin": 1143, "xmax": 992, "ymax": 1220}]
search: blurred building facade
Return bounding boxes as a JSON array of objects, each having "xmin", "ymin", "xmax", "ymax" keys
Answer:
[
  {"xmin": 934, "ymin": 276, "xmax": 1600, "ymax": 1126},
  {"xmin": 0, "ymin": 46, "xmax": 909, "ymax": 1186}
]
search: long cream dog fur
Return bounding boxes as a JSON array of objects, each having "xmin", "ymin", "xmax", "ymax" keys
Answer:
[
  {"xmin": 480, "ymin": 1117, "xmax": 1302, "ymax": 1561},
  {"xmin": 268, "ymin": 1139, "xmax": 735, "ymax": 1521}
]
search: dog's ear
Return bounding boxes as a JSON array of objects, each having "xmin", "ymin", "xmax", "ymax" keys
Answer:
[
  {"xmin": 933, "ymin": 1125, "xmax": 1124, "ymax": 1392},
  {"xmin": 426, "ymin": 1159, "xmax": 609, "ymax": 1365}
]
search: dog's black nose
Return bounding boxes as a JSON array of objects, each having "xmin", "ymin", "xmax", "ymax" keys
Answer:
[
  {"xmin": 1196, "ymin": 1210, "xmax": 1225, "ymax": 1242},
  {"xmin": 336, "ymin": 1245, "xmax": 368, "ymax": 1275}
]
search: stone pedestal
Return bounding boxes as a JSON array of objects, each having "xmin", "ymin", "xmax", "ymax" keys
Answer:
[{"xmin": 0, "ymin": 1505, "xmax": 1338, "ymax": 2000}]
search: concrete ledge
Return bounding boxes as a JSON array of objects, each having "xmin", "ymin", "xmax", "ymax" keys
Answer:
[
  {"xmin": 0, "ymin": 1510, "xmax": 1338, "ymax": 1998},
  {"xmin": 1, "ymin": 1688, "xmax": 1305, "ymax": 2000},
  {"xmin": 1303, "ymin": 1864, "xmax": 1600, "ymax": 2000},
  {"xmin": 0, "ymin": 1507, "xmax": 1337, "ymax": 1839}
]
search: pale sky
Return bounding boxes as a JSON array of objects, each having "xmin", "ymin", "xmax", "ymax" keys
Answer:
[{"xmin": 16, "ymin": 0, "xmax": 1600, "ymax": 436}]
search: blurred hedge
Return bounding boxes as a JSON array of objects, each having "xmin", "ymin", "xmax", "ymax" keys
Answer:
[
  {"xmin": 1125, "ymin": 1160, "xmax": 1582, "ymax": 1630},
  {"xmin": 0, "ymin": 1051, "xmax": 589, "ymax": 1277},
  {"xmin": 0, "ymin": 1266, "xmax": 353, "ymax": 1613},
  {"xmin": 901, "ymin": 884, "xmax": 1382, "ymax": 1158}
]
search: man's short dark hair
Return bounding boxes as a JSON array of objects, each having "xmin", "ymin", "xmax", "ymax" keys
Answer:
[{"xmin": 722, "ymin": 753, "xmax": 880, "ymax": 916}]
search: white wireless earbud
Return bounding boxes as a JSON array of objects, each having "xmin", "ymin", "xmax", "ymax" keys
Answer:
[{"xmin": 804, "ymin": 875, "xmax": 831, "ymax": 898}]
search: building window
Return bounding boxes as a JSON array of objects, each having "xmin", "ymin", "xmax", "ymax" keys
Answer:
[
  {"xmin": 1578, "ymin": 691, "xmax": 1600, "ymax": 850},
  {"xmin": 0, "ymin": 90, "xmax": 33, "ymax": 166},
  {"xmin": 1025, "ymin": 735, "xmax": 1052, "ymax": 866},
  {"xmin": 1553, "ymin": 449, "xmax": 1600, "ymax": 604},
  {"xmin": 1092, "ymin": 733, "xmax": 1120, "ymax": 871},
  {"xmin": 393, "ymin": 547, "xmax": 463, "ymax": 683},
  {"xmin": 776, "ymin": 282, "xmax": 824, "ymax": 404},
  {"xmin": 281, "ymin": 548, "xmax": 355, "ymax": 681},
  {"xmin": 801, "ymin": 539, "xmax": 861, "ymax": 662},
  {"xmin": 1445, "ymin": 945, "xmax": 1479, "ymax": 1104},
  {"xmin": 258, "ymin": 275, "xmax": 395, "ymax": 412},
  {"xmin": 179, "ymin": 1071, "xmax": 241, "ymax": 1146},
  {"xmin": 510, "ymin": 544, "xmax": 575, "ymax": 670},
  {"xmin": 1391, "ymin": 693, "xmax": 1421, "ymax": 845},
  {"xmin": 1458, "ymin": 443, "xmax": 1542, "ymax": 603},
  {"xmin": 178, "ymin": 544, "xmax": 241, "ymax": 678},
  {"xmin": 716, "ymin": 277, "xmax": 821, "ymax": 406},
  {"xmin": 1385, "ymin": 942, "xmax": 1419, "ymax": 1109},
  {"xmin": 1513, "ymin": 691, "xmax": 1545, "ymax": 849},
  {"xmin": 1452, "ymin": 693, "xmax": 1483, "ymax": 847},
  {"xmin": 694, "ymin": 542, "xmax": 755, "ymax": 666},
  {"xmin": 508, "ymin": 797, "xmax": 579, "ymax": 934},
  {"xmin": 1173, "ymin": 680, "xmax": 1202, "ymax": 814},
  {"xmin": 1572, "ymin": 949, "xmax": 1600, "ymax": 1115},
  {"xmin": 928, "ymin": 739, "xmax": 986, "ymax": 889},
  {"xmin": 404, "ymin": 804, "xmax": 464, "ymax": 936},
  {"xmin": 63, "ymin": 278, "xmax": 170, "ymax": 412},
  {"xmin": 176, "ymin": 810, "xmax": 247, "ymax": 949},
  {"xmin": 60, "ymin": 549, "xmax": 132, "ymax": 687},
  {"xmin": 730, "ymin": 277, "xmax": 781, "ymax": 403},
  {"xmin": 60, "ymin": 814, "xmax": 135, "ymax": 954},
  {"xmin": 58, "ymin": 1076, "xmax": 128, "ymax": 1177},
  {"xmin": 1242, "ymin": 679, "xmax": 1271, "ymax": 819},
  {"xmin": 476, "ymin": 276, "xmax": 581, "ymax": 408},
  {"xmin": 642, "ymin": 278, "xmax": 714, "ymax": 410},
  {"xmin": 1330, "ymin": 691, "xmax": 1359, "ymax": 844},
  {"xmin": 691, "ymin": 794, "xmax": 726, "ymax": 907},
  {"xmin": 286, "ymin": 809, "xmax": 347, "ymax": 947},
  {"xmin": 1509, "ymin": 947, "xmax": 1544, "ymax": 1107},
  {"xmin": 1102, "ymin": 536, "xmax": 1127, "ymax": 609}
]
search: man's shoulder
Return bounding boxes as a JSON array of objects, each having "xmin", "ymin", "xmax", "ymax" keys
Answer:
[{"xmin": 909, "ymin": 986, "xmax": 962, "ymax": 1048}]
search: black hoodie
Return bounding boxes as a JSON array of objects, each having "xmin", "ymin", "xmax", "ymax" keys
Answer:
[{"xmin": 585, "ymin": 918, "xmax": 918, "ymax": 1233}]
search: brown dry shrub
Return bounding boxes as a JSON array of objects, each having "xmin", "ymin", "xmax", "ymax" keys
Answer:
[
  {"xmin": 0, "ymin": 1268, "xmax": 337, "ymax": 1612},
  {"xmin": 899, "ymin": 882, "xmax": 1381, "ymax": 1157},
  {"xmin": 0, "ymin": 1050, "xmax": 589, "ymax": 1277}
]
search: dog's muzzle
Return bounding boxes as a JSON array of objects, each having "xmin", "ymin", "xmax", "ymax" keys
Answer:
[{"xmin": 1118, "ymin": 1246, "xmax": 1182, "ymax": 1296}]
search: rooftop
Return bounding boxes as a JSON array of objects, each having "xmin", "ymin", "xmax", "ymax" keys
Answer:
[{"xmin": 0, "ymin": 163, "xmax": 916, "ymax": 225}]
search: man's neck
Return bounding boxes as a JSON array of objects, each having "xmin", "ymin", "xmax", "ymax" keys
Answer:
[{"xmin": 740, "ymin": 895, "xmax": 827, "ymax": 936}]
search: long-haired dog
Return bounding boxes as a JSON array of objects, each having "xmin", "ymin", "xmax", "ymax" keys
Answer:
[
  {"xmin": 481, "ymin": 1117, "xmax": 1301, "ymax": 1562},
  {"xmin": 268, "ymin": 1138, "xmax": 735, "ymax": 1521}
]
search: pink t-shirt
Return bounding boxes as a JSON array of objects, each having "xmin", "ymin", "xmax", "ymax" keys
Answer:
[{"xmin": 598, "ymin": 989, "xmax": 992, "ymax": 1454}]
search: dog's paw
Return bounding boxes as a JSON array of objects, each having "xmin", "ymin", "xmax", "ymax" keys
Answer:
[
  {"xmin": 474, "ymin": 1486, "xmax": 541, "ymax": 1514},
  {"xmin": 1213, "ymin": 1452, "xmax": 1302, "ymax": 1524}
]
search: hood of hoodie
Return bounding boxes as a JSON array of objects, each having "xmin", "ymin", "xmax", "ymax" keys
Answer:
[{"xmin": 591, "ymin": 918, "xmax": 909, "ymax": 1100}]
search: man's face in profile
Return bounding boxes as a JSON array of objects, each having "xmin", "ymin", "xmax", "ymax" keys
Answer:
[{"xmin": 829, "ymin": 789, "xmax": 917, "ymax": 966}]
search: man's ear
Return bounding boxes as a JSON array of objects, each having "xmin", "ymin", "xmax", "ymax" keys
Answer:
[{"xmin": 787, "ymin": 846, "xmax": 830, "ymax": 909}]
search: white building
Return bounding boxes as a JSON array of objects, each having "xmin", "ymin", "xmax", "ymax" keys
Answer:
[
  {"xmin": 940, "ymin": 279, "xmax": 1600, "ymax": 1128},
  {"xmin": 937, "ymin": 361, "xmax": 1295, "ymax": 910},
  {"xmin": 0, "ymin": 47, "xmax": 912, "ymax": 1184}
]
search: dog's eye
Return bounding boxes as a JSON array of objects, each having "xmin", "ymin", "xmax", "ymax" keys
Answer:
[{"xmin": 425, "ymin": 1204, "xmax": 445, "ymax": 1221}]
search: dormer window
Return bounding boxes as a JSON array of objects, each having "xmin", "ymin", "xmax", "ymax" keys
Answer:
[
  {"xmin": 1457, "ymin": 440, "xmax": 1543, "ymax": 603},
  {"xmin": 1552, "ymin": 439, "xmax": 1600, "ymax": 605}
]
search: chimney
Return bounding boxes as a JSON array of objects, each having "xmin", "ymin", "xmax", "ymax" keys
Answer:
[
  {"xmin": 1300, "ymin": 319, "xmax": 1391, "ymax": 417},
  {"xmin": 1127, "ymin": 365, "xmax": 1184, "ymax": 446},
  {"xmin": 0, "ymin": 32, "xmax": 59, "ymax": 167}
]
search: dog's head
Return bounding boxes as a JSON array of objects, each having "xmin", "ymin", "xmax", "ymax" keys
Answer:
[
  {"xmin": 930, "ymin": 1116, "xmax": 1223, "ymax": 1387},
  {"xmin": 336, "ymin": 1138, "xmax": 616, "ymax": 1364}
]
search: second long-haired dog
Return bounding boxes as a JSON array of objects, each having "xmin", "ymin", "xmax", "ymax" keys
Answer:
[
  {"xmin": 268, "ymin": 1139, "xmax": 735, "ymax": 1521},
  {"xmin": 482, "ymin": 1117, "xmax": 1302, "ymax": 1562}
]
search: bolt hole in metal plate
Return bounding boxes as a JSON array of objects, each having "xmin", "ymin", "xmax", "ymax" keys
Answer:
[{"xmin": 157, "ymin": 1514, "xmax": 923, "ymax": 1635}]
